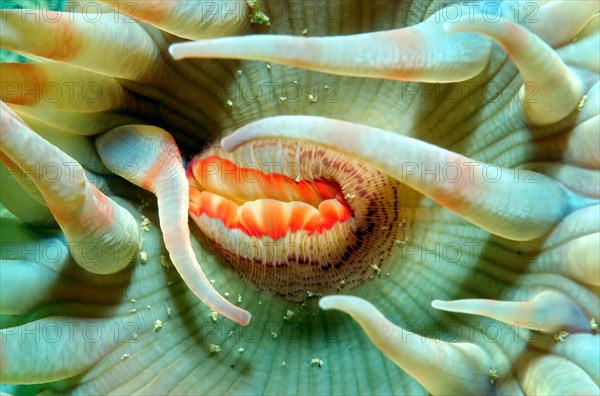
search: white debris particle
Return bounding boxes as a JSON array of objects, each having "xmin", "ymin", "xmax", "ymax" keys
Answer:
[
  {"xmin": 284, "ymin": 309, "xmax": 295, "ymax": 320},
  {"xmin": 554, "ymin": 331, "xmax": 569, "ymax": 342},
  {"xmin": 228, "ymin": 330, "xmax": 234, "ymax": 337},
  {"xmin": 237, "ymin": 294, "xmax": 242, "ymax": 303},
  {"xmin": 293, "ymin": 80, "xmax": 298, "ymax": 84},
  {"xmin": 209, "ymin": 310, "xmax": 219, "ymax": 322},
  {"xmin": 154, "ymin": 319, "xmax": 163, "ymax": 332},
  {"xmin": 306, "ymin": 291, "xmax": 315, "ymax": 298},
  {"xmin": 324, "ymin": 85, "xmax": 329, "ymax": 90},
  {"xmin": 132, "ymin": 332, "xmax": 138, "ymax": 340},
  {"xmin": 140, "ymin": 216, "xmax": 151, "ymax": 231},
  {"xmin": 130, "ymin": 298, "xmax": 137, "ymax": 303},
  {"xmin": 266, "ymin": 63, "xmax": 271, "ymax": 70},
  {"xmin": 395, "ymin": 239, "xmax": 406, "ymax": 246},
  {"xmin": 209, "ymin": 344, "xmax": 222, "ymax": 354},
  {"xmin": 160, "ymin": 255, "xmax": 171, "ymax": 271},
  {"xmin": 247, "ymin": 0, "xmax": 270, "ymax": 25},
  {"xmin": 137, "ymin": 198, "xmax": 150, "ymax": 211},
  {"xmin": 591, "ymin": 318, "xmax": 598, "ymax": 331},
  {"xmin": 237, "ymin": 70, "xmax": 242, "ymax": 75},
  {"xmin": 271, "ymin": 331, "xmax": 278, "ymax": 339},
  {"xmin": 258, "ymin": 300, "xmax": 262, "ymax": 305},
  {"xmin": 210, "ymin": 279, "xmax": 216, "ymax": 285},
  {"xmin": 226, "ymin": 99, "xmax": 233, "ymax": 107},
  {"xmin": 279, "ymin": 96, "xmax": 287, "ymax": 102},
  {"xmin": 224, "ymin": 292, "xmax": 230, "ymax": 298},
  {"xmin": 344, "ymin": 193, "xmax": 356, "ymax": 199},
  {"xmin": 577, "ymin": 94, "xmax": 588, "ymax": 111},
  {"xmin": 167, "ymin": 281, "xmax": 174, "ymax": 286},
  {"xmin": 167, "ymin": 307, "xmax": 172, "ymax": 317},
  {"xmin": 380, "ymin": 225, "xmax": 388, "ymax": 230},
  {"xmin": 488, "ymin": 369, "xmax": 498, "ymax": 384},
  {"xmin": 121, "ymin": 353, "xmax": 130, "ymax": 360},
  {"xmin": 238, "ymin": 347, "xmax": 245, "ymax": 353},
  {"xmin": 302, "ymin": 28, "xmax": 308, "ymax": 35},
  {"xmin": 310, "ymin": 358, "xmax": 324, "ymax": 367},
  {"xmin": 129, "ymin": 308, "xmax": 137, "ymax": 314},
  {"xmin": 281, "ymin": 361, "xmax": 286, "ymax": 367},
  {"xmin": 147, "ymin": 305, "xmax": 152, "ymax": 309},
  {"xmin": 139, "ymin": 251, "xmax": 147, "ymax": 264},
  {"xmin": 371, "ymin": 264, "xmax": 381, "ymax": 277},
  {"xmin": 308, "ymin": 94, "xmax": 317, "ymax": 103}
]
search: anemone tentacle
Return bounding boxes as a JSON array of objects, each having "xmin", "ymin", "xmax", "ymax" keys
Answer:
[
  {"xmin": 0, "ymin": 9, "xmax": 162, "ymax": 80},
  {"xmin": 0, "ymin": 102, "xmax": 140, "ymax": 274},
  {"xmin": 523, "ymin": 0, "xmax": 600, "ymax": 47},
  {"xmin": 432, "ymin": 290, "xmax": 591, "ymax": 333},
  {"xmin": 95, "ymin": 124, "xmax": 251, "ymax": 325},
  {"xmin": 0, "ymin": 63, "xmax": 128, "ymax": 111},
  {"xmin": 518, "ymin": 351, "xmax": 599, "ymax": 395},
  {"xmin": 445, "ymin": 15, "xmax": 584, "ymax": 125},
  {"xmin": 0, "ymin": 161, "xmax": 55, "ymax": 226},
  {"xmin": 99, "ymin": 0, "xmax": 249, "ymax": 40},
  {"xmin": 222, "ymin": 115, "xmax": 596, "ymax": 241},
  {"xmin": 320, "ymin": 295, "xmax": 497, "ymax": 396},
  {"xmin": 169, "ymin": 2, "xmax": 492, "ymax": 83}
]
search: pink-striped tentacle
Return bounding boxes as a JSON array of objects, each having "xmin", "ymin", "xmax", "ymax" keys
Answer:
[
  {"xmin": 96, "ymin": 125, "xmax": 251, "ymax": 326},
  {"xmin": 0, "ymin": 101, "xmax": 140, "ymax": 274},
  {"xmin": 221, "ymin": 115, "xmax": 592, "ymax": 241},
  {"xmin": 445, "ymin": 14, "xmax": 584, "ymax": 125},
  {"xmin": 170, "ymin": 3, "xmax": 492, "ymax": 83}
]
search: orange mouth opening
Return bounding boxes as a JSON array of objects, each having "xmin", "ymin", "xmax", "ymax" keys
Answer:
[{"xmin": 187, "ymin": 156, "xmax": 352, "ymax": 240}]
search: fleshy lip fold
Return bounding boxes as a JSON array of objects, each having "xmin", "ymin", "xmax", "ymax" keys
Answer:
[{"xmin": 187, "ymin": 139, "xmax": 410, "ymax": 301}]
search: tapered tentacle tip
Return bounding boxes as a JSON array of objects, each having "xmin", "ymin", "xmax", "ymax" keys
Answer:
[
  {"xmin": 318, "ymin": 295, "xmax": 362, "ymax": 313},
  {"xmin": 443, "ymin": 21, "xmax": 460, "ymax": 34},
  {"xmin": 168, "ymin": 43, "xmax": 184, "ymax": 60},
  {"xmin": 430, "ymin": 299, "xmax": 445, "ymax": 309},
  {"xmin": 181, "ymin": 265, "xmax": 252, "ymax": 326},
  {"xmin": 220, "ymin": 120, "xmax": 264, "ymax": 151},
  {"xmin": 219, "ymin": 303, "xmax": 251, "ymax": 326},
  {"xmin": 318, "ymin": 295, "xmax": 338, "ymax": 310},
  {"xmin": 168, "ymin": 42, "xmax": 197, "ymax": 60},
  {"xmin": 237, "ymin": 310, "xmax": 251, "ymax": 326}
]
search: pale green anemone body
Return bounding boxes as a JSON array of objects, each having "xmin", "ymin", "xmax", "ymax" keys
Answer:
[{"xmin": 0, "ymin": 1, "xmax": 599, "ymax": 395}]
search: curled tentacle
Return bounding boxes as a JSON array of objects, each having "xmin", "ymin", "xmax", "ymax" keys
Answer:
[
  {"xmin": 0, "ymin": 102, "xmax": 140, "ymax": 274},
  {"xmin": 445, "ymin": 15, "xmax": 584, "ymax": 125},
  {"xmin": 96, "ymin": 125, "xmax": 251, "ymax": 326},
  {"xmin": 170, "ymin": 3, "xmax": 492, "ymax": 83},
  {"xmin": 221, "ymin": 115, "xmax": 590, "ymax": 241}
]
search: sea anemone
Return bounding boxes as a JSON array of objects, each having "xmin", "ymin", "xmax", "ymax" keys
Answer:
[{"xmin": 1, "ymin": 0, "xmax": 598, "ymax": 394}]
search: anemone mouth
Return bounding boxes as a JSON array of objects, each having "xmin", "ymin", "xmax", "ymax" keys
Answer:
[{"xmin": 187, "ymin": 139, "xmax": 411, "ymax": 301}]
